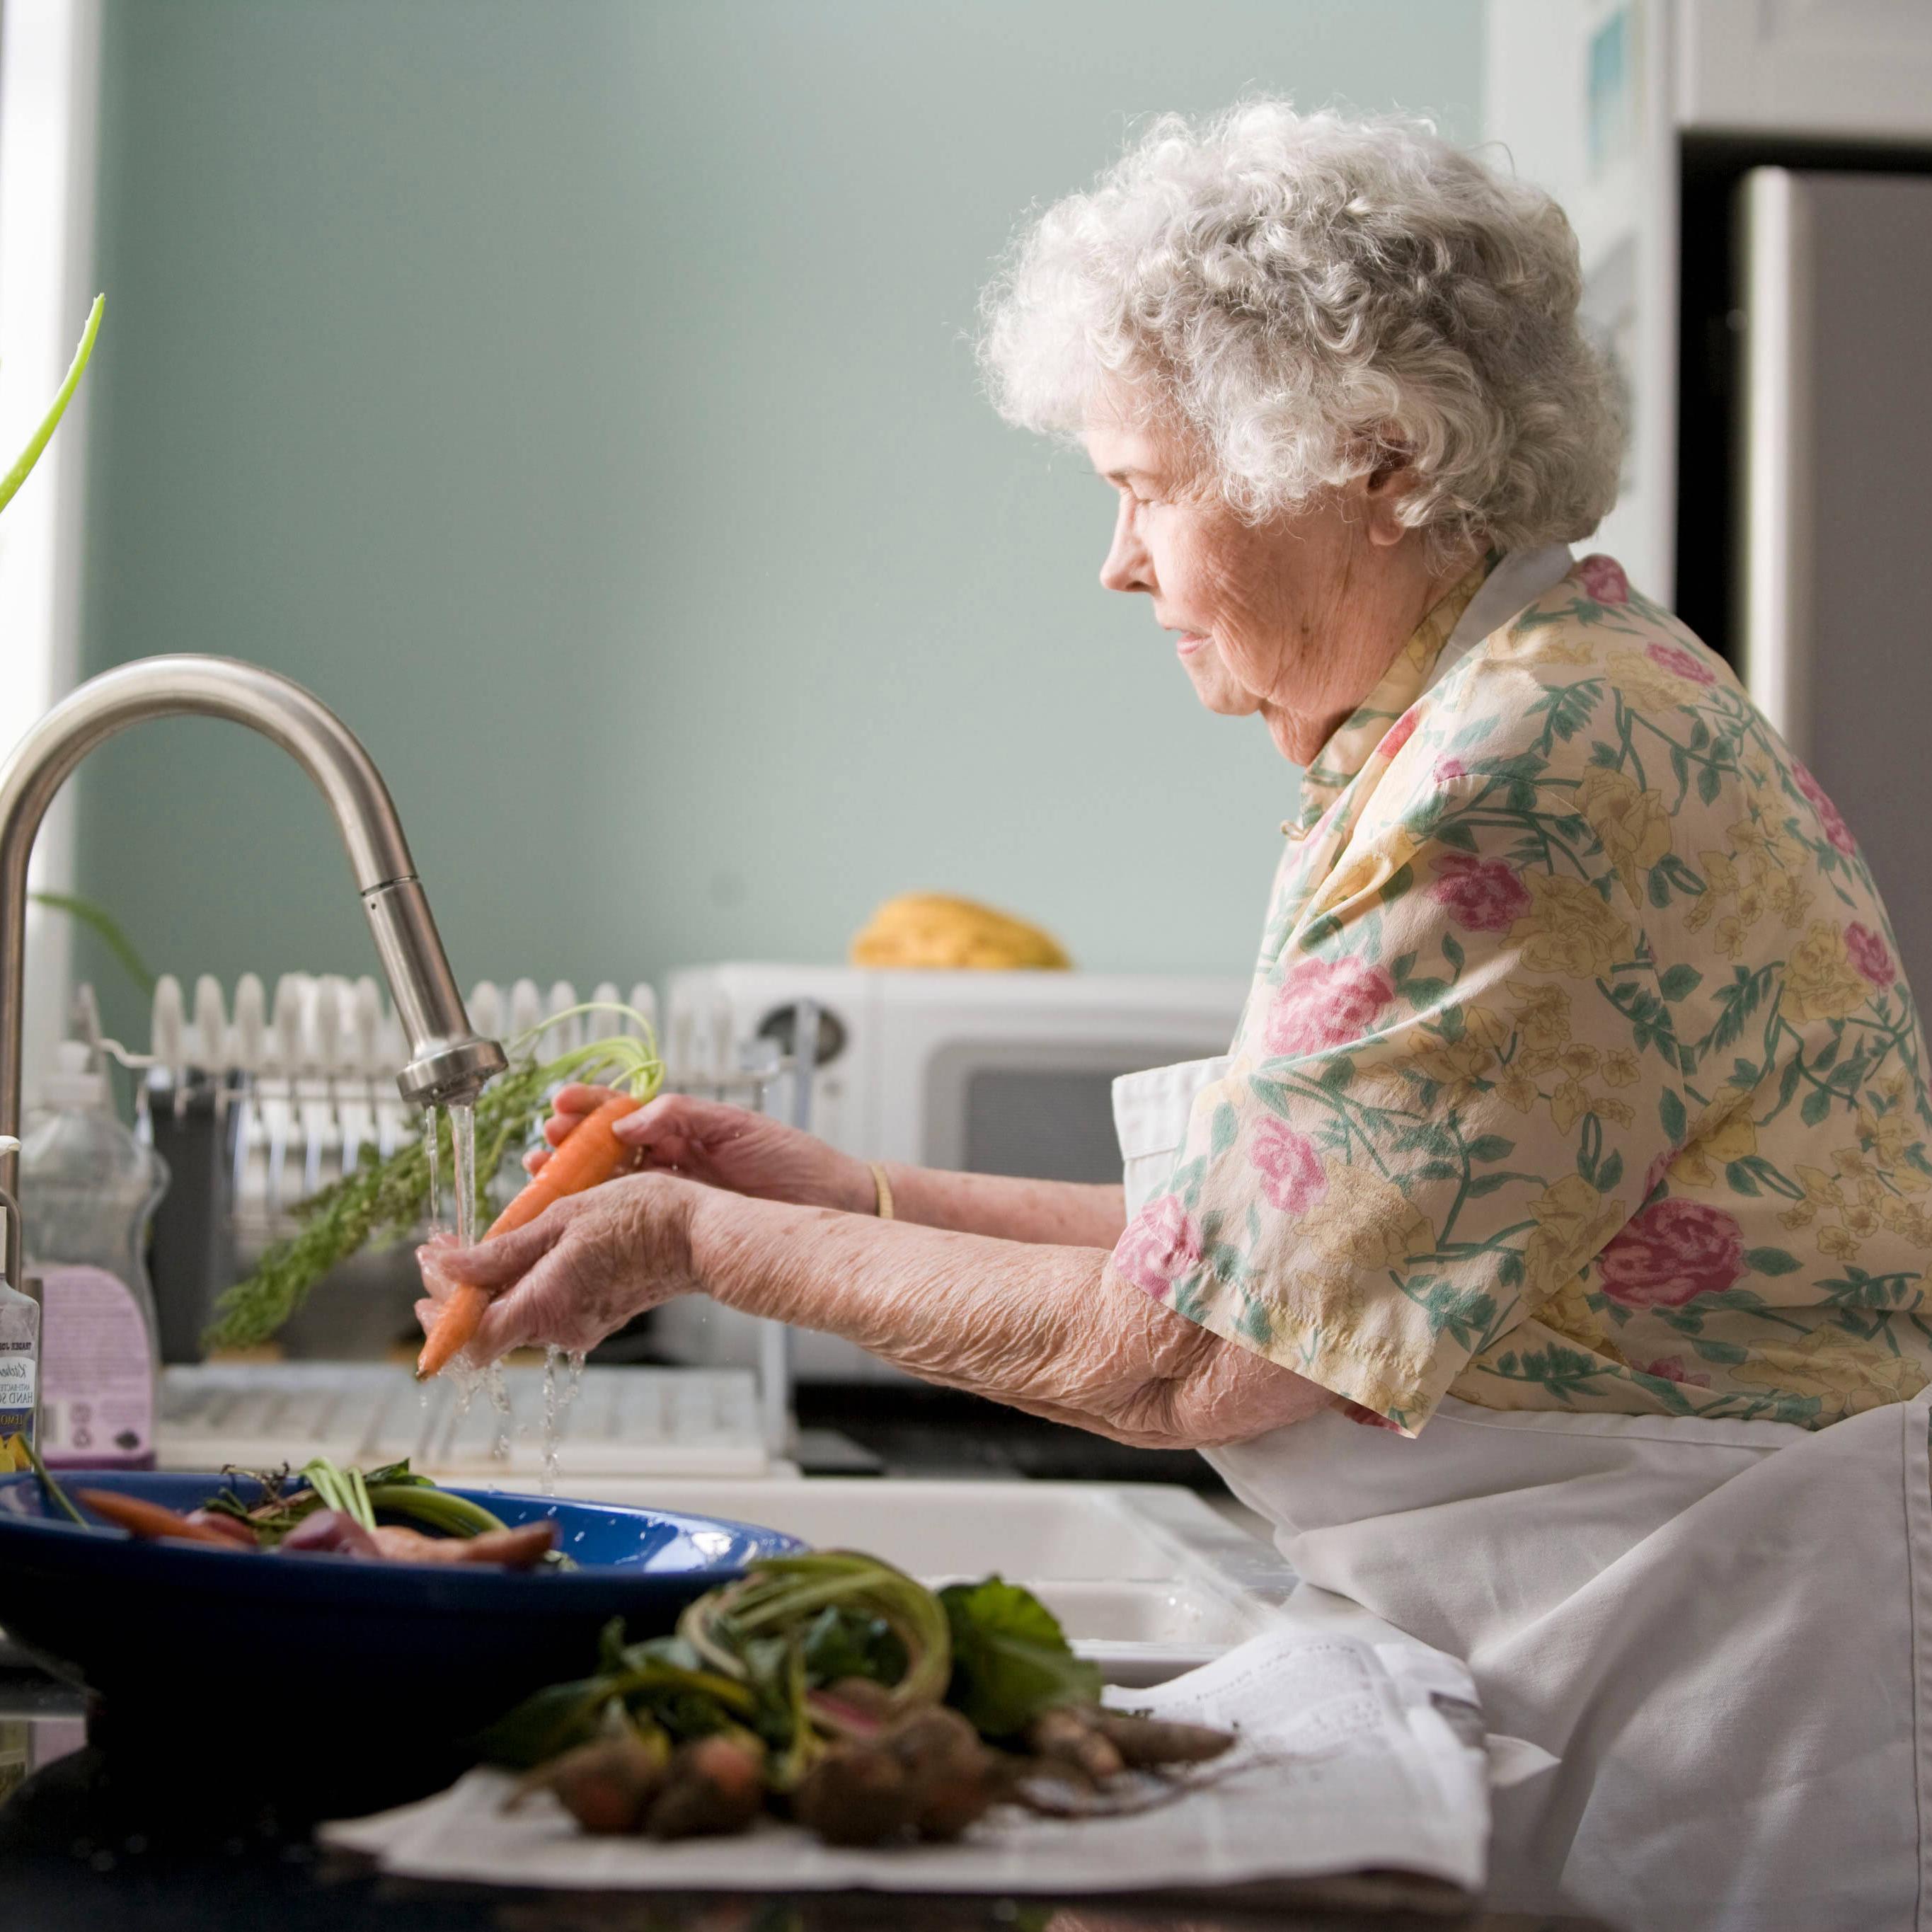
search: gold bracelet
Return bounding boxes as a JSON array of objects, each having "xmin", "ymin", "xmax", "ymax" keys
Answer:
[{"xmin": 868, "ymin": 1160, "xmax": 895, "ymax": 1221}]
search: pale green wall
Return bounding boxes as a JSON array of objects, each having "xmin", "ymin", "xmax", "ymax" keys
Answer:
[{"xmin": 70, "ymin": 0, "xmax": 1481, "ymax": 1042}]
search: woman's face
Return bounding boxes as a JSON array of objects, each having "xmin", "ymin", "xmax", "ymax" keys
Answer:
[{"xmin": 1081, "ymin": 401, "xmax": 1461, "ymax": 765}]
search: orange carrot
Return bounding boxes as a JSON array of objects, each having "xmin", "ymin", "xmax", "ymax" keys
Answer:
[
  {"xmin": 416, "ymin": 1092, "xmax": 640, "ymax": 1379},
  {"xmin": 78, "ymin": 1488, "xmax": 252, "ymax": 1548}
]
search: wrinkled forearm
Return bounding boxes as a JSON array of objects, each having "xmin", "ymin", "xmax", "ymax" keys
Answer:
[
  {"xmin": 684, "ymin": 1186, "xmax": 1332, "ymax": 1448},
  {"xmin": 879, "ymin": 1165, "xmax": 1127, "ymax": 1246}
]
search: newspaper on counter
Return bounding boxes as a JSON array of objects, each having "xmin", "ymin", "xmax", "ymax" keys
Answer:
[{"xmin": 321, "ymin": 1622, "xmax": 1514, "ymax": 1897}]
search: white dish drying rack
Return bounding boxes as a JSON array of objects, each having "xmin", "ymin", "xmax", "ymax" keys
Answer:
[
  {"xmin": 71, "ymin": 970, "xmax": 832, "ymax": 1454},
  {"xmin": 157, "ymin": 1360, "xmax": 774, "ymax": 1480},
  {"xmin": 95, "ymin": 970, "xmax": 812, "ymax": 1244}
]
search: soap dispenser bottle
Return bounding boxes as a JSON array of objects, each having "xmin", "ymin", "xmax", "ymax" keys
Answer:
[
  {"xmin": 20, "ymin": 1043, "xmax": 169, "ymax": 1470},
  {"xmin": 0, "ymin": 1137, "xmax": 38, "ymax": 1472}
]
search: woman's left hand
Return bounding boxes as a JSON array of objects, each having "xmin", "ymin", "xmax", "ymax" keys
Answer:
[{"xmin": 414, "ymin": 1173, "xmax": 701, "ymax": 1364}]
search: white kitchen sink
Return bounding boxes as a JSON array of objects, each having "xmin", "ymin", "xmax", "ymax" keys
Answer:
[
  {"xmin": 144, "ymin": 1366, "xmax": 1301, "ymax": 1685},
  {"xmin": 478, "ymin": 1475, "xmax": 1299, "ymax": 1684}
]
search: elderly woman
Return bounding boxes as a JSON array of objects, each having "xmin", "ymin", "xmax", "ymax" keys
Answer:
[{"xmin": 425, "ymin": 107, "xmax": 1932, "ymax": 1927}]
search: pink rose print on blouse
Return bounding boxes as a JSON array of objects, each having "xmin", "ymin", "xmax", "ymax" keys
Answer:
[
  {"xmin": 1112, "ymin": 1195, "xmax": 1202, "ymax": 1301},
  {"xmin": 1574, "ymin": 554, "xmax": 1630, "ymax": 605},
  {"xmin": 1432, "ymin": 754, "xmax": 1468, "ymax": 788},
  {"xmin": 1249, "ymin": 1118, "xmax": 1328, "ymax": 1216},
  {"xmin": 1846, "ymin": 921, "xmax": 1896, "ymax": 989},
  {"xmin": 1793, "ymin": 757, "xmax": 1856, "ymax": 856},
  {"xmin": 1377, "ymin": 711, "xmax": 1420, "ymax": 760},
  {"xmin": 1645, "ymin": 640, "xmax": 1715, "ymax": 687},
  {"xmin": 1638, "ymin": 1356, "xmax": 1713, "ymax": 1390},
  {"xmin": 1263, "ymin": 956, "xmax": 1396, "ymax": 1059},
  {"xmin": 1428, "ymin": 851, "xmax": 1531, "ymax": 933},
  {"xmin": 1597, "ymin": 1200, "xmax": 1747, "ymax": 1311}
]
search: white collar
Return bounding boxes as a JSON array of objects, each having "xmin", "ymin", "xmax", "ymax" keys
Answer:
[{"xmin": 1422, "ymin": 543, "xmax": 1577, "ymax": 696}]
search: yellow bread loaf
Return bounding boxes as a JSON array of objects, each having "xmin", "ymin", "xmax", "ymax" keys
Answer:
[{"xmin": 849, "ymin": 893, "xmax": 1071, "ymax": 970}]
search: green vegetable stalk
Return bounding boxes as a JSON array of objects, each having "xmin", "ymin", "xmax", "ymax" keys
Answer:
[
  {"xmin": 200, "ymin": 1456, "xmax": 508, "ymax": 1544},
  {"xmin": 483, "ymin": 1555, "xmax": 1100, "ymax": 1782}
]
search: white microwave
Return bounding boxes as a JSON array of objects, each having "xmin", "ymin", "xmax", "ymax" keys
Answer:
[{"xmin": 653, "ymin": 964, "xmax": 1246, "ymax": 1382}]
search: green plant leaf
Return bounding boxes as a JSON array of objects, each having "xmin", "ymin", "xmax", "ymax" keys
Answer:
[
  {"xmin": 29, "ymin": 890, "xmax": 154, "ymax": 998},
  {"xmin": 800, "ymin": 1606, "xmax": 907, "ymax": 1689},
  {"xmin": 938, "ymin": 1577, "xmax": 1100, "ymax": 1739},
  {"xmin": 0, "ymin": 294, "xmax": 103, "ymax": 516}
]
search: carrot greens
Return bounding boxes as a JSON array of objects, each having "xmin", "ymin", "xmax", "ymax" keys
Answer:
[{"xmin": 204, "ymin": 1007, "xmax": 663, "ymax": 1350}]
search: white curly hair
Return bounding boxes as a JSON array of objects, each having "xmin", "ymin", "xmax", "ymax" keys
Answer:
[{"xmin": 978, "ymin": 101, "xmax": 1622, "ymax": 560}]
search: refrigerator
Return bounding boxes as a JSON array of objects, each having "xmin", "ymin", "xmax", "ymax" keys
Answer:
[
  {"xmin": 1486, "ymin": 0, "xmax": 1932, "ymax": 995},
  {"xmin": 1727, "ymin": 168, "xmax": 1932, "ymax": 997}
]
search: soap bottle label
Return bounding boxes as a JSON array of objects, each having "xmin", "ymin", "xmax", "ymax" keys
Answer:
[
  {"xmin": 0, "ymin": 1344, "xmax": 34, "ymax": 1472},
  {"xmin": 40, "ymin": 1264, "xmax": 154, "ymax": 1471}
]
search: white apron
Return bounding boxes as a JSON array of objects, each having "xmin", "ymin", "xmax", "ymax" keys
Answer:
[{"xmin": 1115, "ymin": 1055, "xmax": 1932, "ymax": 1932}]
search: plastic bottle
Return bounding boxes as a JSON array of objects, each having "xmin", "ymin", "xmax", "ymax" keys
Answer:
[
  {"xmin": 0, "ymin": 1136, "xmax": 38, "ymax": 1472},
  {"xmin": 20, "ymin": 1044, "xmax": 168, "ymax": 1470}
]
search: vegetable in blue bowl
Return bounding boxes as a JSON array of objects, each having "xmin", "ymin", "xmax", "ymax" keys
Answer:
[{"xmin": 0, "ymin": 1467, "xmax": 804, "ymax": 1817}]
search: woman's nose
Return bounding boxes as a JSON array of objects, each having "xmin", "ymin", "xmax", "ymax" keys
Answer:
[{"xmin": 1099, "ymin": 499, "xmax": 1151, "ymax": 594}]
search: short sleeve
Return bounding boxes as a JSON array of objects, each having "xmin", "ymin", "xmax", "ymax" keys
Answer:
[{"xmin": 1109, "ymin": 777, "xmax": 1684, "ymax": 1434}]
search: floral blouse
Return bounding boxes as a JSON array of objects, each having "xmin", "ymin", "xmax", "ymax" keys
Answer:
[{"xmin": 1112, "ymin": 553, "xmax": 1932, "ymax": 1434}]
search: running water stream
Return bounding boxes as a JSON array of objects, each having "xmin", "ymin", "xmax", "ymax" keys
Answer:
[
  {"xmin": 428, "ymin": 1100, "xmax": 573, "ymax": 1485},
  {"xmin": 449, "ymin": 1099, "xmax": 478, "ymax": 1253},
  {"xmin": 422, "ymin": 1110, "xmax": 443, "ymax": 1233}
]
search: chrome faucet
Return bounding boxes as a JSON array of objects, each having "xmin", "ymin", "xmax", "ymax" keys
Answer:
[{"xmin": 0, "ymin": 655, "xmax": 507, "ymax": 1286}]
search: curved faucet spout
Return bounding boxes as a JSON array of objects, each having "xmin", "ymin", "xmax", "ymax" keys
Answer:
[{"xmin": 0, "ymin": 655, "xmax": 507, "ymax": 1247}]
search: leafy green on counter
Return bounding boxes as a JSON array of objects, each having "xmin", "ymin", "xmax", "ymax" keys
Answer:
[
  {"xmin": 482, "ymin": 1556, "xmax": 1222, "ymax": 1849},
  {"xmin": 799, "ymin": 1602, "xmax": 909, "ymax": 1688},
  {"xmin": 939, "ymin": 1576, "xmax": 1102, "ymax": 1739}
]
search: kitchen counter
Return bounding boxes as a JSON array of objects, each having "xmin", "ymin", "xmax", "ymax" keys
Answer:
[
  {"xmin": 792, "ymin": 1382, "xmax": 1219, "ymax": 1486},
  {"xmin": 0, "ymin": 1673, "xmax": 1604, "ymax": 1932}
]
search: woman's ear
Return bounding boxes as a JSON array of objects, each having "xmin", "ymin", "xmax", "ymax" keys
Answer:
[{"xmin": 1362, "ymin": 444, "xmax": 1421, "ymax": 548}]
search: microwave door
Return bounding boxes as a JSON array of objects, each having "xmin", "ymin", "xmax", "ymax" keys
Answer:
[{"xmin": 921, "ymin": 1037, "xmax": 1229, "ymax": 1184}]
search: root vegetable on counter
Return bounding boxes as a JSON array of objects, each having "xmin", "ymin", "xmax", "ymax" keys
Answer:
[
  {"xmin": 1027, "ymin": 1706, "xmax": 1125, "ymax": 1783},
  {"xmin": 1088, "ymin": 1708, "xmax": 1238, "ymax": 1768},
  {"xmin": 512, "ymin": 1721, "xmax": 672, "ymax": 1835},
  {"xmin": 643, "ymin": 1735, "xmax": 767, "ymax": 1839},
  {"xmin": 485, "ymin": 1555, "xmax": 1236, "ymax": 1851}
]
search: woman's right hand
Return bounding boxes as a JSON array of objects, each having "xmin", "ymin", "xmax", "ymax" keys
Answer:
[{"xmin": 525, "ymin": 1085, "xmax": 876, "ymax": 1214}]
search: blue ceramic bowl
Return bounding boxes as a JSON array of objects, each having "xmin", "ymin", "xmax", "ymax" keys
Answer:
[{"xmin": 0, "ymin": 1471, "xmax": 805, "ymax": 1814}]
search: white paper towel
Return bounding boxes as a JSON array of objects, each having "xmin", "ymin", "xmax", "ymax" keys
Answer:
[{"xmin": 323, "ymin": 1623, "xmax": 1514, "ymax": 1897}]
